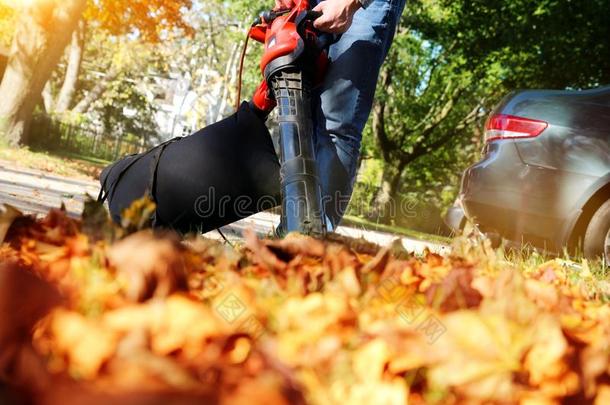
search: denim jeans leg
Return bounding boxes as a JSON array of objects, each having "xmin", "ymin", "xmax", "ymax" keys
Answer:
[{"xmin": 312, "ymin": 0, "xmax": 406, "ymax": 230}]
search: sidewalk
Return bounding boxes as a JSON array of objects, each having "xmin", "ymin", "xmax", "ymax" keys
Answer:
[
  {"xmin": 0, "ymin": 160, "xmax": 100, "ymax": 218},
  {"xmin": 0, "ymin": 160, "xmax": 449, "ymax": 255}
]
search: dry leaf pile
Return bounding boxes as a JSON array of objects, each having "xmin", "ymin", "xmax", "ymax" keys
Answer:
[{"xmin": 0, "ymin": 204, "xmax": 609, "ymax": 405}]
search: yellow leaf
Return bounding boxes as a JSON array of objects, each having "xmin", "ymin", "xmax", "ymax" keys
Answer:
[
  {"xmin": 523, "ymin": 316, "xmax": 568, "ymax": 386},
  {"xmin": 0, "ymin": 204, "xmax": 21, "ymax": 244},
  {"xmin": 46, "ymin": 309, "xmax": 118, "ymax": 379},
  {"xmin": 428, "ymin": 311, "xmax": 526, "ymax": 401},
  {"xmin": 353, "ymin": 339, "xmax": 389, "ymax": 382},
  {"xmin": 595, "ymin": 385, "xmax": 610, "ymax": 405}
]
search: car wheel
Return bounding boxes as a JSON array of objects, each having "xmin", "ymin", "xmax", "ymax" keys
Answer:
[{"xmin": 583, "ymin": 199, "xmax": 610, "ymax": 262}]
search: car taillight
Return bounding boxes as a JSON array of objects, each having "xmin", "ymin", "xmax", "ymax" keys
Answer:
[{"xmin": 485, "ymin": 114, "xmax": 548, "ymax": 142}]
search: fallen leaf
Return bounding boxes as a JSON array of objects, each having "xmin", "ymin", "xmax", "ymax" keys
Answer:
[
  {"xmin": 41, "ymin": 309, "xmax": 118, "ymax": 379},
  {"xmin": 107, "ymin": 231, "xmax": 188, "ymax": 302},
  {"xmin": 0, "ymin": 205, "xmax": 22, "ymax": 244}
]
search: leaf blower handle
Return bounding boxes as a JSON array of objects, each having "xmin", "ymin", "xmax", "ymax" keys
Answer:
[{"xmin": 305, "ymin": 10, "xmax": 323, "ymax": 20}]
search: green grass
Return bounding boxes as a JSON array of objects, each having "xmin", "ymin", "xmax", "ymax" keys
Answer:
[
  {"xmin": 0, "ymin": 146, "xmax": 107, "ymax": 180},
  {"xmin": 342, "ymin": 214, "xmax": 451, "ymax": 244},
  {"xmin": 501, "ymin": 243, "xmax": 609, "ymax": 281},
  {"xmin": 37, "ymin": 148, "xmax": 111, "ymax": 167},
  {"xmin": 453, "ymin": 223, "xmax": 609, "ymax": 282}
]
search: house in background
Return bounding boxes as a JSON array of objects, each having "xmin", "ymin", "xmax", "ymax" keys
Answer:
[{"xmin": 145, "ymin": 72, "xmax": 198, "ymax": 141}]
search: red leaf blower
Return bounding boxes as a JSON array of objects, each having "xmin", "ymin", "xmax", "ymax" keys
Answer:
[{"xmin": 237, "ymin": 0, "xmax": 330, "ymax": 236}]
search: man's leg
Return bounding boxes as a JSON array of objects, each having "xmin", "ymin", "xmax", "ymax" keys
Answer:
[{"xmin": 313, "ymin": 0, "xmax": 406, "ymax": 229}]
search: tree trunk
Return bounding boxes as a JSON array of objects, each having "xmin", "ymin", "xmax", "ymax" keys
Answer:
[
  {"xmin": 368, "ymin": 88, "xmax": 406, "ymax": 223},
  {"xmin": 72, "ymin": 68, "xmax": 119, "ymax": 114},
  {"xmin": 214, "ymin": 40, "xmax": 241, "ymax": 122},
  {"xmin": 367, "ymin": 162, "xmax": 405, "ymax": 223},
  {"xmin": 41, "ymin": 81, "xmax": 54, "ymax": 113},
  {"xmin": 0, "ymin": 0, "xmax": 86, "ymax": 146},
  {"xmin": 54, "ymin": 19, "xmax": 86, "ymax": 113}
]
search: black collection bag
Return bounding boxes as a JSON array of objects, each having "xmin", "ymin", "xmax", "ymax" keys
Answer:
[{"xmin": 99, "ymin": 102, "xmax": 282, "ymax": 234}]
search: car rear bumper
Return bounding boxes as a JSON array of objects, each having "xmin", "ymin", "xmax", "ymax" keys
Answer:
[
  {"xmin": 444, "ymin": 201, "xmax": 465, "ymax": 233},
  {"xmin": 460, "ymin": 141, "xmax": 590, "ymax": 251}
]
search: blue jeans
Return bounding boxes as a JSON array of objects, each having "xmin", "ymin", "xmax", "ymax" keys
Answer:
[{"xmin": 311, "ymin": 0, "xmax": 407, "ymax": 230}]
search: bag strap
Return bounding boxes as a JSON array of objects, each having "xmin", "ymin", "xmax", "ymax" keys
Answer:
[
  {"xmin": 97, "ymin": 153, "xmax": 141, "ymax": 203},
  {"xmin": 146, "ymin": 138, "xmax": 180, "ymax": 226},
  {"xmin": 98, "ymin": 138, "xmax": 181, "ymax": 206}
]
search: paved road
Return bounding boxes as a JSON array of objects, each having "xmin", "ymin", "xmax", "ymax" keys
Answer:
[
  {"xmin": 0, "ymin": 160, "xmax": 448, "ymax": 255},
  {"xmin": 0, "ymin": 161, "xmax": 100, "ymax": 217}
]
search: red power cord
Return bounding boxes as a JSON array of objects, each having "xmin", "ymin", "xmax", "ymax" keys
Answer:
[{"xmin": 235, "ymin": 26, "xmax": 253, "ymax": 111}]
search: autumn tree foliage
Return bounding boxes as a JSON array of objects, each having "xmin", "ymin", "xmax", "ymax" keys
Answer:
[
  {"xmin": 85, "ymin": 0, "xmax": 194, "ymax": 42},
  {"xmin": 0, "ymin": 2, "xmax": 15, "ymax": 48},
  {"xmin": 0, "ymin": 0, "xmax": 193, "ymax": 147}
]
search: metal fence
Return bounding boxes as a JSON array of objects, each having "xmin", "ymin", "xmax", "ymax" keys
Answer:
[{"xmin": 27, "ymin": 114, "xmax": 147, "ymax": 162}]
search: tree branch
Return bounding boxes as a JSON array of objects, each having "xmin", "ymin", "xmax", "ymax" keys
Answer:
[{"xmin": 399, "ymin": 99, "xmax": 486, "ymax": 165}]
